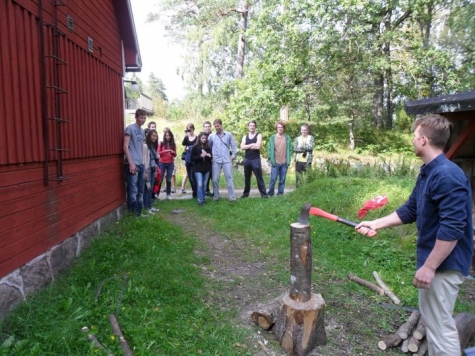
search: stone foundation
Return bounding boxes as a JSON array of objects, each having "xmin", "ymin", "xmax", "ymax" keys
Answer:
[{"xmin": 0, "ymin": 205, "xmax": 126, "ymax": 320}]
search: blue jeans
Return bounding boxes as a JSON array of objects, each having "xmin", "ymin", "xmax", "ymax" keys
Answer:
[
  {"xmin": 268, "ymin": 163, "xmax": 288, "ymax": 196},
  {"xmin": 159, "ymin": 162, "xmax": 174, "ymax": 195},
  {"xmin": 143, "ymin": 167, "xmax": 156, "ymax": 209},
  {"xmin": 194, "ymin": 171, "xmax": 210, "ymax": 204},
  {"xmin": 126, "ymin": 164, "xmax": 145, "ymax": 216}
]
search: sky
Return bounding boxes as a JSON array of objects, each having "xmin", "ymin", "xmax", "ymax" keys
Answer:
[{"xmin": 129, "ymin": 0, "xmax": 186, "ymax": 101}]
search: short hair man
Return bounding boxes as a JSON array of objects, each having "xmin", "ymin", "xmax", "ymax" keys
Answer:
[
  {"xmin": 148, "ymin": 121, "xmax": 157, "ymax": 130},
  {"xmin": 124, "ymin": 109, "xmax": 147, "ymax": 216},
  {"xmin": 240, "ymin": 120, "xmax": 268, "ymax": 198},
  {"xmin": 267, "ymin": 121, "xmax": 292, "ymax": 196},
  {"xmin": 293, "ymin": 124, "xmax": 315, "ymax": 187},
  {"xmin": 357, "ymin": 114, "xmax": 473, "ymax": 355},
  {"xmin": 208, "ymin": 119, "xmax": 237, "ymax": 202}
]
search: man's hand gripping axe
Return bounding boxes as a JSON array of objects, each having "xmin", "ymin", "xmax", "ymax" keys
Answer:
[{"xmin": 297, "ymin": 203, "xmax": 377, "ymax": 237}]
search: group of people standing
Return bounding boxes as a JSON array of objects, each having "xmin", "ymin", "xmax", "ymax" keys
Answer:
[{"xmin": 123, "ymin": 110, "xmax": 316, "ymax": 213}]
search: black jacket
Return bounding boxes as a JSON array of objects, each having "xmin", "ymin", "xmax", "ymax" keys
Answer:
[{"xmin": 191, "ymin": 146, "xmax": 212, "ymax": 173}]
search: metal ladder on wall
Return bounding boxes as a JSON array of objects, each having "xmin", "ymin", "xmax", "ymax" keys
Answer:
[{"xmin": 39, "ymin": 0, "xmax": 70, "ymax": 185}]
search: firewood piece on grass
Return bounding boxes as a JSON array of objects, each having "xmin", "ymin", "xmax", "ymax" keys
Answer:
[
  {"xmin": 348, "ymin": 273, "xmax": 384, "ymax": 296},
  {"xmin": 408, "ymin": 336, "xmax": 421, "ymax": 353},
  {"xmin": 372, "ymin": 271, "xmax": 401, "ymax": 304},
  {"xmin": 378, "ymin": 333, "xmax": 403, "ymax": 350},
  {"xmin": 251, "ymin": 293, "xmax": 286, "ymax": 330},
  {"xmin": 400, "ymin": 338, "xmax": 410, "ymax": 353},
  {"xmin": 412, "ymin": 338, "xmax": 428, "ymax": 356},
  {"xmin": 87, "ymin": 334, "xmax": 114, "ymax": 356},
  {"xmin": 397, "ymin": 310, "xmax": 421, "ymax": 340},
  {"xmin": 455, "ymin": 312, "xmax": 475, "ymax": 351},
  {"xmin": 413, "ymin": 317, "xmax": 426, "ymax": 340},
  {"xmin": 109, "ymin": 314, "xmax": 134, "ymax": 356}
]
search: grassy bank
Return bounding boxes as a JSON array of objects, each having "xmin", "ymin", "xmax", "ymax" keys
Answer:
[{"xmin": 1, "ymin": 173, "xmax": 474, "ymax": 355}]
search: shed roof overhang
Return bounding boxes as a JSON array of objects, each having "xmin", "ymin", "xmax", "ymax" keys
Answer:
[
  {"xmin": 114, "ymin": 0, "xmax": 142, "ymax": 72},
  {"xmin": 405, "ymin": 91, "xmax": 475, "ymax": 116}
]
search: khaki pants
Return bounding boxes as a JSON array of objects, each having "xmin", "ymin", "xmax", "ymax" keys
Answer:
[{"xmin": 419, "ymin": 270, "xmax": 464, "ymax": 356}]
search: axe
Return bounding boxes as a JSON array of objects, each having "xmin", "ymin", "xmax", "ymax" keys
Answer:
[{"xmin": 298, "ymin": 203, "xmax": 377, "ymax": 237}]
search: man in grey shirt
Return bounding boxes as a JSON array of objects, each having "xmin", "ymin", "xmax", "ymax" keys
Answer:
[
  {"xmin": 124, "ymin": 109, "xmax": 147, "ymax": 216},
  {"xmin": 208, "ymin": 119, "xmax": 237, "ymax": 202}
]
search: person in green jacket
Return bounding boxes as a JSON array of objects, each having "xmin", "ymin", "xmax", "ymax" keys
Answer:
[{"xmin": 267, "ymin": 121, "xmax": 292, "ymax": 196}]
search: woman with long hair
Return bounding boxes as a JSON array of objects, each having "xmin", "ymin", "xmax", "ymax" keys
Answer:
[
  {"xmin": 158, "ymin": 129, "xmax": 177, "ymax": 200},
  {"xmin": 191, "ymin": 132, "xmax": 212, "ymax": 206},
  {"xmin": 182, "ymin": 123, "xmax": 197, "ymax": 198},
  {"xmin": 143, "ymin": 129, "xmax": 159, "ymax": 213}
]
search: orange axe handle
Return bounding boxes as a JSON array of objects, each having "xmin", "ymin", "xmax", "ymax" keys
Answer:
[{"xmin": 309, "ymin": 207, "xmax": 377, "ymax": 237}]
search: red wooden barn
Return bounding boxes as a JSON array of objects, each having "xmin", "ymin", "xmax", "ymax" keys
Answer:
[{"xmin": 0, "ymin": 0, "xmax": 142, "ymax": 317}]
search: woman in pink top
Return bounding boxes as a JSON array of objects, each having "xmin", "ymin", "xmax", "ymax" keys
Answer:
[{"xmin": 158, "ymin": 129, "xmax": 177, "ymax": 200}]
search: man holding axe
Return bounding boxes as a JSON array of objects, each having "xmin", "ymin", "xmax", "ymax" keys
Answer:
[{"xmin": 356, "ymin": 114, "xmax": 473, "ymax": 356}]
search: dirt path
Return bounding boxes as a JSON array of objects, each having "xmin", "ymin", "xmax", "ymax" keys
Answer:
[{"xmin": 163, "ymin": 197, "xmax": 355, "ymax": 356}]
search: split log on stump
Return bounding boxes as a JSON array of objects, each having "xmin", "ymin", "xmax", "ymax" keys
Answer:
[
  {"xmin": 289, "ymin": 222, "xmax": 313, "ymax": 302},
  {"xmin": 274, "ymin": 293, "xmax": 326, "ymax": 356},
  {"xmin": 413, "ymin": 338, "xmax": 428, "ymax": 356},
  {"xmin": 109, "ymin": 314, "xmax": 133, "ymax": 356},
  {"xmin": 378, "ymin": 333, "xmax": 403, "ymax": 350},
  {"xmin": 348, "ymin": 274, "xmax": 384, "ymax": 296},
  {"xmin": 398, "ymin": 310, "xmax": 421, "ymax": 340},
  {"xmin": 413, "ymin": 317, "xmax": 426, "ymax": 340},
  {"xmin": 372, "ymin": 271, "xmax": 401, "ymax": 304},
  {"xmin": 408, "ymin": 336, "xmax": 421, "ymax": 353},
  {"xmin": 251, "ymin": 293, "xmax": 286, "ymax": 330},
  {"xmin": 455, "ymin": 312, "xmax": 475, "ymax": 351}
]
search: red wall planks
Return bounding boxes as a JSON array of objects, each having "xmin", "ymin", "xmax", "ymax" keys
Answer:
[{"xmin": 0, "ymin": 0, "xmax": 136, "ymax": 278}]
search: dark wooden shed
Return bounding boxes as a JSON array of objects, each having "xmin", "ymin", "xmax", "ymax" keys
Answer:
[
  {"xmin": 405, "ymin": 91, "xmax": 475, "ymax": 191},
  {"xmin": 0, "ymin": 0, "xmax": 141, "ymax": 285}
]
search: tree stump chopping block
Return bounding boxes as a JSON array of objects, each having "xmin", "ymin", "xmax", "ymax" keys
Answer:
[
  {"xmin": 274, "ymin": 293, "xmax": 326, "ymax": 355},
  {"xmin": 271, "ymin": 222, "xmax": 326, "ymax": 355}
]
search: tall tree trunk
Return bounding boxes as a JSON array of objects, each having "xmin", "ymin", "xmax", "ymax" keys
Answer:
[
  {"xmin": 235, "ymin": 1, "xmax": 248, "ymax": 79},
  {"xmin": 372, "ymin": 74, "xmax": 384, "ymax": 128}
]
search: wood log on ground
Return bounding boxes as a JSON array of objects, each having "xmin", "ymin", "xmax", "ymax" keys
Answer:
[
  {"xmin": 455, "ymin": 312, "xmax": 475, "ymax": 351},
  {"xmin": 348, "ymin": 274, "xmax": 384, "ymax": 296},
  {"xmin": 251, "ymin": 293, "xmax": 286, "ymax": 330},
  {"xmin": 413, "ymin": 338, "xmax": 428, "ymax": 356},
  {"xmin": 413, "ymin": 317, "xmax": 426, "ymax": 340},
  {"xmin": 87, "ymin": 334, "xmax": 114, "ymax": 356},
  {"xmin": 408, "ymin": 336, "xmax": 421, "ymax": 353},
  {"xmin": 398, "ymin": 310, "xmax": 421, "ymax": 340},
  {"xmin": 400, "ymin": 338, "xmax": 410, "ymax": 353},
  {"xmin": 289, "ymin": 223, "xmax": 313, "ymax": 302},
  {"xmin": 372, "ymin": 271, "xmax": 401, "ymax": 304},
  {"xmin": 273, "ymin": 293, "xmax": 327, "ymax": 356},
  {"xmin": 109, "ymin": 314, "xmax": 133, "ymax": 356},
  {"xmin": 378, "ymin": 333, "xmax": 403, "ymax": 350}
]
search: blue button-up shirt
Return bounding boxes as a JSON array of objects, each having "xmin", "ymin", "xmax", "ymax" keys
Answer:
[
  {"xmin": 396, "ymin": 154, "xmax": 473, "ymax": 275},
  {"xmin": 208, "ymin": 131, "xmax": 237, "ymax": 164}
]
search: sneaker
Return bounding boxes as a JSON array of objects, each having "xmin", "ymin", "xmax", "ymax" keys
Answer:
[
  {"xmin": 171, "ymin": 188, "xmax": 176, "ymax": 193},
  {"xmin": 240, "ymin": 195, "xmax": 249, "ymax": 198},
  {"xmin": 167, "ymin": 195, "xmax": 172, "ymax": 200},
  {"xmin": 150, "ymin": 207, "xmax": 159, "ymax": 213},
  {"xmin": 161, "ymin": 188, "xmax": 166, "ymax": 193},
  {"xmin": 206, "ymin": 191, "xmax": 213, "ymax": 197},
  {"xmin": 181, "ymin": 189, "xmax": 187, "ymax": 194}
]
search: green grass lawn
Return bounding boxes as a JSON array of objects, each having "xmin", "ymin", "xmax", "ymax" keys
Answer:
[{"xmin": 1, "ymin": 171, "xmax": 474, "ymax": 355}]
